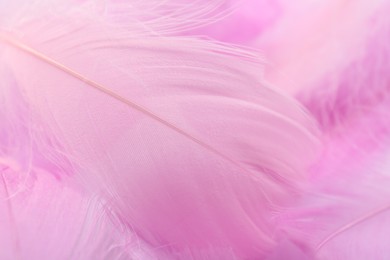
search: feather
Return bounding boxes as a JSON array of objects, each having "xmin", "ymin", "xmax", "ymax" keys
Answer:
[
  {"xmin": 253, "ymin": 0, "xmax": 386, "ymax": 94},
  {"xmin": 274, "ymin": 1, "xmax": 390, "ymax": 259},
  {"xmin": 0, "ymin": 1, "xmax": 319, "ymax": 259},
  {"xmin": 3, "ymin": 0, "xmax": 390, "ymax": 259},
  {"xmin": 185, "ymin": 0, "xmax": 282, "ymax": 45},
  {"xmin": 0, "ymin": 60, "xmax": 148, "ymax": 260},
  {"xmin": 0, "ymin": 168, "xmax": 134, "ymax": 259}
]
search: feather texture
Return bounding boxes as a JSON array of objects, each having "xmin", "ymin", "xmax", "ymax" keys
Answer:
[
  {"xmin": 0, "ymin": 1, "xmax": 318, "ymax": 259},
  {"xmin": 274, "ymin": 2, "xmax": 390, "ymax": 259},
  {"xmin": 2, "ymin": 0, "xmax": 390, "ymax": 259}
]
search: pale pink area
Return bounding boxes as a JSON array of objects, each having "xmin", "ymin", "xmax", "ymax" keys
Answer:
[{"xmin": 255, "ymin": 0, "xmax": 385, "ymax": 94}]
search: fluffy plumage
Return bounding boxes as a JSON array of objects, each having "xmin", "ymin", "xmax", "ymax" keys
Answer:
[{"xmin": 1, "ymin": 0, "xmax": 390, "ymax": 259}]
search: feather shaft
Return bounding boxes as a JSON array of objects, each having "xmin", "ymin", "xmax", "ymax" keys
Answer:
[
  {"xmin": 316, "ymin": 203, "xmax": 390, "ymax": 252},
  {"xmin": 0, "ymin": 33, "xmax": 317, "ymax": 192}
]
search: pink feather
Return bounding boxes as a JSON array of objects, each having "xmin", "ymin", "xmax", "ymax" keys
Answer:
[
  {"xmin": 1, "ymin": 0, "xmax": 390, "ymax": 259},
  {"xmin": 1, "ymin": 1, "xmax": 318, "ymax": 258}
]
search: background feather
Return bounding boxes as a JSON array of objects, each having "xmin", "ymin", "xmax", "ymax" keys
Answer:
[{"xmin": 273, "ymin": 1, "xmax": 390, "ymax": 259}]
